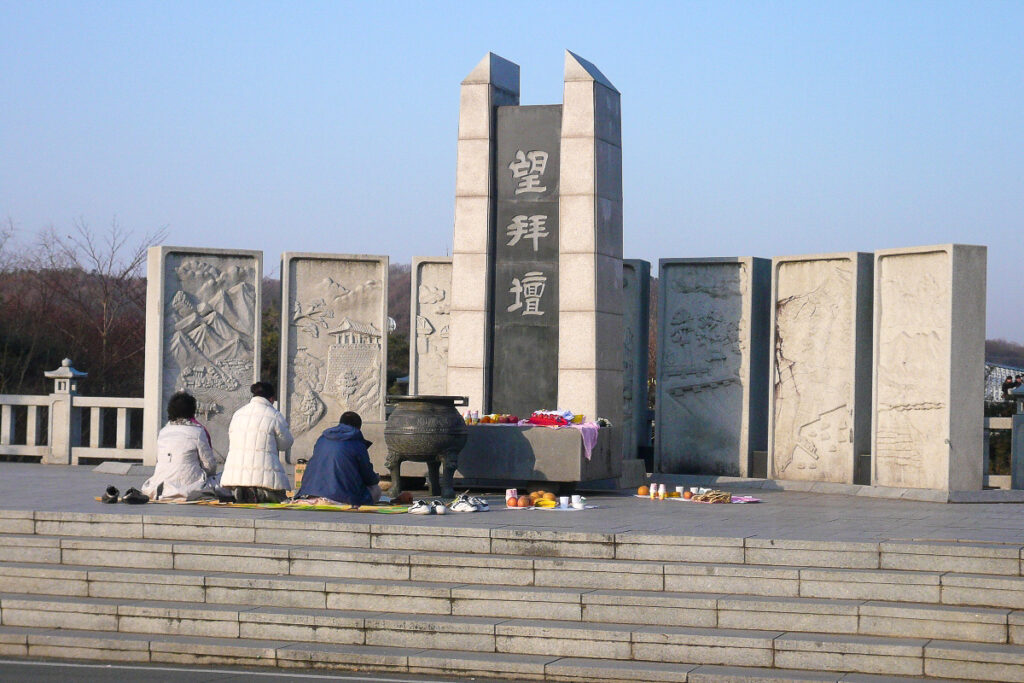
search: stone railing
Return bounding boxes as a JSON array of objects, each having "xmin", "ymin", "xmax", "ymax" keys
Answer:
[{"xmin": 0, "ymin": 360, "xmax": 144, "ymax": 465}]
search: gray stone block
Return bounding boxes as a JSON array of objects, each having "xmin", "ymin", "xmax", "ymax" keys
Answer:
[
  {"xmin": 326, "ymin": 578, "xmax": 451, "ymax": 615},
  {"xmin": 545, "ymin": 657, "xmax": 694, "ymax": 683},
  {"xmin": 451, "ymin": 584, "xmax": 583, "ymax": 621},
  {"xmin": 37, "ymin": 519, "xmax": 143, "ymax": 539},
  {"xmin": 491, "ymin": 528, "xmax": 615, "ymax": 559},
  {"xmin": 255, "ymin": 519, "xmax": 371, "ymax": 548},
  {"xmin": 61, "ymin": 538, "xmax": 173, "ymax": 569},
  {"xmin": 495, "ymin": 619, "xmax": 632, "ymax": 659},
  {"xmin": 0, "ymin": 564, "xmax": 88, "ymax": 596},
  {"xmin": 238, "ymin": 608, "xmax": 365, "ymax": 645},
  {"xmin": 665, "ymin": 564, "xmax": 799, "ymax": 597},
  {"xmin": 1, "ymin": 596, "xmax": 118, "ymax": 631},
  {"xmin": 149, "ymin": 637, "xmax": 277, "ymax": 666},
  {"xmin": 582, "ymin": 590, "xmax": 718, "ymax": 627},
  {"xmin": 371, "ymin": 523, "xmax": 491, "ymax": 553},
  {"xmin": 858, "ymin": 601, "xmax": 1008, "ymax": 643},
  {"xmin": 143, "ymin": 516, "xmax": 255, "ymax": 543},
  {"xmin": 745, "ymin": 538, "xmax": 879, "ymax": 569},
  {"xmin": 686, "ymin": 665, "xmax": 839, "ymax": 682},
  {"xmin": 172, "ymin": 544, "xmax": 289, "ymax": 575},
  {"xmin": 535, "ymin": 557, "xmax": 662, "ymax": 591},
  {"xmin": 632, "ymin": 626, "xmax": 776, "ymax": 667},
  {"xmin": 880, "ymin": 541, "xmax": 1020, "ymax": 574},
  {"xmin": 365, "ymin": 614, "xmax": 497, "ymax": 652},
  {"xmin": 409, "ymin": 257, "xmax": 453, "ymax": 395},
  {"xmin": 87, "ymin": 568, "xmax": 206, "ymax": 602},
  {"xmin": 409, "ymin": 649, "xmax": 556, "ymax": 679},
  {"xmin": 924, "ymin": 639, "xmax": 1024, "ymax": 682},
  {"xmin": 615, "ymin": 534, "xmax": 745, "ymax": 564},
  {"xmin": 117, "ymin": 603, "xmax": 240, "ymax": 638},
  {"xmin": 800, "ymin": 567, "xmax": 941, "ymax": 603},
  {"xmin": 205, "ymin": 576, "xmax": 327, "ymax": 609},
  {"xmin": 411, "ymin": 552, "xmax": 533, "ymax": 586},
  {"xmin": 718, "ymin": 596, "xmax": 859, "ymax": 634},
  {"xmin": 774, "ymin": 633, "xmax": 926, "ymax": 676},
  {"xmin": 290, "ymin": 547, "xmax": 411, "ymax": 581},
  {"xmin": 276, "ymin": 641, "xmax": 412, "ymax": 671}
]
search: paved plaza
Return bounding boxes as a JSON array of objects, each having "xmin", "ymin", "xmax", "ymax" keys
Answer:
[{"xmin": 5, "ymin": 463, "xmax": 1024, "ymax": 545}]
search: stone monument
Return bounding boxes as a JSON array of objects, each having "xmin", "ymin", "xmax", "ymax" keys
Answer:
[
  {"xmin": 409, "ymin": 257, "xmax": 452, "ymax": 396},
  {"xmin": 656, "ymin": 258, "xmax": 771, "ymax": 476},
  {"xmin": 279, "ymin": 253, "xmax": 388, "ymax": 461},
  {"xmin": 446, "ymin": 50, "xmax": 623, "ymax": 428},
  {"xmin": 622, "ymin": 259, "xmax": 651, "ymax": 460},
  {"xmin": 143, "ymin": 247, "xmax": 262, "ymax": 463},
  {"xmin": 871, "ymin": 244, "xmax": 986, "ymax": 491},
  {"xmin": 768, "ymin": 252, "xmax": 873, "ymax": 483}
]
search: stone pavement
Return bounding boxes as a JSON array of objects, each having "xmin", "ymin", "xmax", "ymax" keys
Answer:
[{"xmin": 5, "ymin": 463, "xmax": 1024, "ymax": 544}]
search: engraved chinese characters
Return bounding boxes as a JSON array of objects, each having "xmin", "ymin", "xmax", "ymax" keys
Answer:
[
  {"xmin": 143, "ymin": 247, "xmax": 262, "ymax": 463},
  {"xmin": 491, "ymin": 105, "xmax": 561, "ymax": 417},
  {"xmin": 872, "ymin": 245, "xmax": 985, "ymax": 491},
  {"xmin": 656, "ymin": 259, "xmax": 770, "ymax": 476},
  {"xmin": 410, "ymin": 258, "xmax": 452, "ymax": 395},
  {"xmin": 769, "ymin": 253, "xmax": 872, "ymax": 484},
  {"xmin": 280, "ymin": 254, "xmax": 388, "ymax": 459}
]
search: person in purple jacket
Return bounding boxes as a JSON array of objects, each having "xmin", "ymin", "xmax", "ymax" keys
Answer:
[{"xmin": 295, "ymin": 411, "xmax": 381, "ymax": 505}]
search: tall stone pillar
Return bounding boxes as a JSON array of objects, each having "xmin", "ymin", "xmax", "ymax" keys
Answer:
[
  {"xmin": 872, "ymin": 244, "xmax": 986, "ymax": 491},
  {"xmin": 446, "ymin": 54, "xmax": 520, "ymax": 413},
  {"xmin": 622, "ymin": 259, "xmax": 651, "ymax": 460},
  {"xmin": 557, "ymin": 51, "xmax": 624, "ymax": 427}
]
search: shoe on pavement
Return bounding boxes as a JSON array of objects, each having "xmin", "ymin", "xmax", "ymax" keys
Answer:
[
  {"xmin": 431, "ymin": 500, "xmax": 448, "ymax": 515},
  {"xmin": 408, "ymin": 500, "xmax": 434, "ymax": 515},
  {"xmin": 450, "ymin": 495, "xmax": 478, "ymax": 513},
  {"xmin": 121, "ymin": 487, "xmax": 149, "ymax": 504},
  {"xmin": 100, "ymin": 486, "xmax": 119, "ymax": 504},
  {"xmin": 469, "ymin": 496, "xmax": 490, "ymax": 511}
]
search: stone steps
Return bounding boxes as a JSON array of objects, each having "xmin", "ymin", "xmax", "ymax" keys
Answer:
[
  {"xmin": 0, "ymin": 624, "xmax": 971, "ymax": 682},
  {"xmin": 2, "ymin": 509, "xmax": 1024, "ymax": 680},
  {"xmin": 1, "ymin": 562, "xmax": 1022, "ymax": 645},
  {"xmin": 2, "ymin": 530, "xmax": 1024, "ymax": 612}
]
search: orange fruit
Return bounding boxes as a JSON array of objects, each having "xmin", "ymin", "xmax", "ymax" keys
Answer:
[
  {"xmin": 516, "ymin": 495, "xmax": 531, "ymax": 507},
  {"xmin": 506, "ymin": 497, "xmax": 517, "ymax": 508},
  {"xmin": 542, "ymin": 492, "xmax": 557, "ymax": 501},
  {"xmin": 637, "ymin": 486, "xmax": 649, "ymax": 496},
  {"xmin": 480, "ymin": 415, "xmax": 492, "ymax": 423}
]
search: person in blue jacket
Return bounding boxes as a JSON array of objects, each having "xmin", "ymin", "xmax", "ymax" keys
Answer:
[{"xmin": 295, "ymin": 411, "xmax": 381, "ymax": 505}]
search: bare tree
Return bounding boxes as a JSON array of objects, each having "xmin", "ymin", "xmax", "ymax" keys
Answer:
[{"xmin": 25, "ymin": 218, "xmax": 167, "ymax": 395}]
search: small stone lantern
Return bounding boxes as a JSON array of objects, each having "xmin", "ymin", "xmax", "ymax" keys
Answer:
[{"xmin": 44, "ymin": 358, "xmax": 87, "ymax": 395}]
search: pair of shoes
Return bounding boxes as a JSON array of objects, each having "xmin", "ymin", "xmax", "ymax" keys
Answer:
[
  {"xmin": 121, "ymin": 488, "xmax": 149, "ymax": 505},
  {"xmin": 409, "ymin": 499, "xmax": 433, "ymax": 515},
  {"xmin": 450, "ymin": 494, "xmax": 479, "ymax": 513},
  {"xmin": 408, "ymin": 499, "xmax": 449, "ymax": 515},
  {"xmin": 101, "ymin": 486, "xmax": 119, "ymax": 504},
  {"xmin": 469, "ymin": 496, "xmax": 490, "ymax": 511}
]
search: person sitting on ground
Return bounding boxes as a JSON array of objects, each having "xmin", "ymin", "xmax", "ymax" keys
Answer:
[
  {"xmin": 220, "ymin": 381, "xmax": 294, "ymax": 503},
  {"xmin": 141, "ymin": 391, "xmax": 226, "ymax": 501},
  {"xmin": 295, "ymin": 411, "xmax": 381, "ymax": 505}
]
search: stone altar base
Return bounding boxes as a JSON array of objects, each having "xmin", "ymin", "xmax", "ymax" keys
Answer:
[{"xmin": 366, "ymin": 424, "xmax": 622, "ymax": 489}]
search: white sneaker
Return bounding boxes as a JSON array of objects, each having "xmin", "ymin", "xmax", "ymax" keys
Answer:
[
  {"xmin": 450, "ymin": 496, "xmax": 478, "ymax": 513},
  {"xmin": 469, "ymin": 496, "xmax": 490, "ymax": 511},
  {"xmin": 431, "ymin": 499, "xmax": 448, "ymax": 515},
  {"xmin": 408, "ymin": 500, "xmax": 433, "ymax": 515}
]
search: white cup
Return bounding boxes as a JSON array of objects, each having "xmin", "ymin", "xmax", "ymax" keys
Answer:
[
  {"xmin": 571, "ymin": 494, "xmax": 582, "ymax": 506},
  {"xmin": 559, "ymin": 496, "xmax": 570, "ymax": 508},
  {"xmin": 675, "ymin": 486, "xmax": 685, "ymax": 495}
]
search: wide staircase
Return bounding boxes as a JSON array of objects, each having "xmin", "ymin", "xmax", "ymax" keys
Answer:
[{"xmin": 0, "ymin": 507, "xmax": 1023, "ymax": 681}]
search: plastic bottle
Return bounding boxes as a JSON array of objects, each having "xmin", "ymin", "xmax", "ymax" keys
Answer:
[{"xmin": 658, "ymin": 483, "xmax": 666, "ymax": 500}]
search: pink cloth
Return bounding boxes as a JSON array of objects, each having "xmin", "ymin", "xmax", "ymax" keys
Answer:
[{"xmin": 571, "ymin": 422, "xmax": 601, "ymax": 460}]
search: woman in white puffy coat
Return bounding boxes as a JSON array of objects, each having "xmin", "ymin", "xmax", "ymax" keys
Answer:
[
  {"xmin": 221, "ymin": 381, "xmax": 294, "ymax": 502},
  {"xmin": 142, "ymin": 391, "xmax": 224, "ymax": 500}
]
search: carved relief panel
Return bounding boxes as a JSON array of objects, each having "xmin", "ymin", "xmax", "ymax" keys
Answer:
[
  {"xmin": 144, "ymin": 248, "xmax": 262, "ymax": 461},
  {"xmin": 280, "ymin": 254, "xmax": 388, "ymax": 459},
  {"xmin": 769, "ymin": 253, "xmax": 872, "ymax": 484},
  {"xmin": 410, "ymin": 258, "xmax": 451, "ymax": 395},
  {"xmin": 656, "ymin": 258, "xmax": 769, "ymax": 476}
]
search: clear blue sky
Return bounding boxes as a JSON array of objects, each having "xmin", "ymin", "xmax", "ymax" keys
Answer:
[{"xmin": 2, "ymin": 1, "xmax": 1022, "ymax": 340}]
